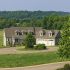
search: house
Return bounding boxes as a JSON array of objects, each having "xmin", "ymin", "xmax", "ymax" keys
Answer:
[{"xmin": 3, "ymin": 27, "xmax": 60, "ymax": 46}]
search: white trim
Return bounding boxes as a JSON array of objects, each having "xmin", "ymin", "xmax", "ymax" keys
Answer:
[{"xmin": 3, "ymin": 31, "xmax": 6, "ymax": 46}]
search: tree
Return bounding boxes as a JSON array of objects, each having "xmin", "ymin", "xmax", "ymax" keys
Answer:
[
  {"xmin": 58, "ymin": 18, "xmax": 70, "ymax": 58},
  {"xmin": 42, "ymin": 16, "xmax": 47, "ymax": 29},
  {"xmin": 25, "ymin": 33, "xmax": 36, "ymax": 48}
]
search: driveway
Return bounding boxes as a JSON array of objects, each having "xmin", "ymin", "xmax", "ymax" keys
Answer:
[
  {"xmin": 0, "ymin": 47, "xmax": 58, "ymax": 54},
  {"xmin": 0, "ymin": 61, "xmax": 70, "ymax": 70}
]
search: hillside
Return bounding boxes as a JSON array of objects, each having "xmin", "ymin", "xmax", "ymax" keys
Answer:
[{"xmin": 0, "ymin": 11, "xmax": 70, "ymax": 19}]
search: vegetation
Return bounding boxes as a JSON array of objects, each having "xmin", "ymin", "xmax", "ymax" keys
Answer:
[
  {"xmin": 0, "ymin": 11, "xmax": 69, "ymax": 19},
  {"xmin": 57, "ymin": 64, "xmax": 70, "ymax": 70},
  {"xmin": 0, "ymin": 11, "xmax": 69, "ymax": 30},
  {"xmin": 0, "ymin": 52, "xmax": 69, "ymax": 67},
  {"xmin": 35, "ymin": 44, "xmax": 46, "ymax": 50},
  {"xmin": 0, "ymin": 30, "xmax": 3, "ymax": 47},
  {"xmin": 58, "ymin": 19, "xmax": 70, "ymax": 58},
  {"xmin": 25, "ymin": 33, "xmax": 36, "ymax": 48},
  {"xmin": 0, "ymin": 11, "xmax": 69, "ymax": 68}
]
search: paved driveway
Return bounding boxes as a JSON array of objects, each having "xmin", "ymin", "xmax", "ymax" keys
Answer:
[{"xmin": 0, "ymin": 61, "xmax": 70, "ymax": 70}]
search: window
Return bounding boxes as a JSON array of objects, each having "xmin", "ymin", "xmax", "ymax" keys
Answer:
[
  {"xmin": 16, "ymin": 31, "xmax": 22, "ymax": 35},
  {"xmin": 49, "ymin": 31, "xmax": 55, "ymax": 37},
  {"xmin": 30, "ymin": 32, "xmax": 34, "ymax": 35},
  {"xmin": 15, "ymin": 39, "xmax": 18, "ymax": 42},
  {"xmin": 49, "ymin": 40, "xmax": 53, "ymax": 41},
  {"xmin": 18, "ymin": 32, "xmax": 22, "ymax": 35},
  {"xmin": 40, "ymin": 31, "xmax": 43, "ymax": 36},
  {"xmin": 23, "ymin": 32, "xmax": 28, "ymax": 35},
  {"xmin": 49, "ymin": 33, "xmax": 52, "ymax": 37},
  {"xmin": 40, "ymin": 33, "xmax": 43, "ymax": 36},
  {"xmin": 7, "ymin": 38, "xmax": 9, "ymax": 41}
]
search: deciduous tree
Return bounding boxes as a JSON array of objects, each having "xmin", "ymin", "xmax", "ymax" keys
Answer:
[{"xmin": 58, "ymin": 19, "xmax": 70, "ymax": 58}]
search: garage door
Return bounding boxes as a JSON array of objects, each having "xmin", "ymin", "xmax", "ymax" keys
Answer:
[
  {"xmin": 47, "ymin": 40, "xmax": 55, "ymax": 46},
  {"xmin": 36, "ymin": 39, "xmax": 55, "ymax": 46}
]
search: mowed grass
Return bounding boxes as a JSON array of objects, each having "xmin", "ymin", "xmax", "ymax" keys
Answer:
[
  {"xmin": 0, "ymin": 52, "xmax": 69, "ymax": 68},
  {"xmin": 0, "ymin": 30, "xmax": 3, "ymax": 47}
]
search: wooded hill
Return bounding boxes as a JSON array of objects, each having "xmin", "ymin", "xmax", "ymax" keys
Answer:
[
  {"xmin": 0, "ymin": 11, "xmax": 70, "ymax": 19},
  {"xmin": 0, "ymin": 11, "xmax": 70, "ymax": 29}
]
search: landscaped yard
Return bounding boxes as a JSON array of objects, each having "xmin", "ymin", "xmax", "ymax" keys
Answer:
[
  {"xmin": 0, "ymin": 30, "xmax": 69, "ymax": 68},
  {"xmin": 0, "ymin": 52, "xmax": 69, "ymax": 68}
]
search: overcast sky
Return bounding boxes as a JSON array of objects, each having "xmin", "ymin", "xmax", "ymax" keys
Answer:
[{"xmin": 0, "ymin": 0, "xmax": 70, "ymax": 12}]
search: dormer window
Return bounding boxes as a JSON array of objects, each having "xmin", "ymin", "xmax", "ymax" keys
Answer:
[
  {"xmin": 18, "ymin": 32, "xmax": 22, "ymax": 35},
  {"xmin": 49, "ymin": 33, "xmax": 52, "ymax": 37},
  {"xmin": 23, "ymin": 32, "xmax": 27, "ymax": 35},
  {"xmin": 49, "ymin": 31, "xmax": 54, "ymax": 37},
  {"xmin": 15, "ymin": 30, "xmax": 22, "ymax": 36},
  {"xmin": 40, "ymin": 30, "xmax": 44, "ymax": 36},
  {"xmin": 30, "ymin": 32, "xmax": 34, "ymax": 35}
]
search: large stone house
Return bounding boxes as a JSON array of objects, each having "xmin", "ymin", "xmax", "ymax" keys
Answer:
[{"xmin": 3, "ymin": 27, "xmax": 60, "ymax": 46}]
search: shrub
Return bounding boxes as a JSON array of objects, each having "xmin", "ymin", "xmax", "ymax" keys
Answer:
[
  {"xmin": 56, "ymin": 64, "xmax": 70, "ymax": 70},
  {"xmin": 57, "ymin": 68, "xmax": 64, "ymax": 70},
  {"xmin": 35, "ymin": 44, "xmax": 46, "ymax": 50},
  {"xmin": 64, "ymin": 64, "xmax": 70, "ymax": 70}
]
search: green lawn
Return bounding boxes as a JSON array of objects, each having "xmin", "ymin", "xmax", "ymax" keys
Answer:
[
  {"xmin": 0, "ymin": 52, "xmax": 69, "ymax": 68},
  {"xmin": 0, "ymin": 30, "xmax": 3, "ymax": 47}
]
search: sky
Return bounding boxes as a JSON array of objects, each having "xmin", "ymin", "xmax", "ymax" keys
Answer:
[{"xmin": 0, "ymin": 0, "xmax": 70, "ymax": 12}]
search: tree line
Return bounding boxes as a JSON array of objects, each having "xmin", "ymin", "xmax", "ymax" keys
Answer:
[
  {"xmin": 0, "ymin": 11, "xmax": 69, "ymax": 19},
  {"xmin": 0, "ymin": 11, "xmax": 70, "ymax": 29},
  {"xmin": 0, "ymin": 15, "xmax": 69, "ymax": 30}
]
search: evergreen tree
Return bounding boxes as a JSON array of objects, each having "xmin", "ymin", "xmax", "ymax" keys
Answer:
[{"xmin": 25, "ymin": 33, "xmax": 36, "ymax": 48}]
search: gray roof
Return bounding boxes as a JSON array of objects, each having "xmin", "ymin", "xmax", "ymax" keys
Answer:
[
  {"xmin": 4, "ymin": 27, "xmax": 60, "ymax": 39},
  {"xmin": 35, "ymin": 29, "xmax": 60, "ymax": 39},
  {"xmin": 4, "ymin": 27, "xmax": 42, "ymax": 37}
]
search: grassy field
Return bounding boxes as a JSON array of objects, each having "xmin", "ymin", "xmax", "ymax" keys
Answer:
[
  {"xmin": 0, "ymin": 52, "xmax": 69, "ymax": 68},
  {"xmin": 0, "ymin": 30, "xmax": 3, "ymax": 48}
]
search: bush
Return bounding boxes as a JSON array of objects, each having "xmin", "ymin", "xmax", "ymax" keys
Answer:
[
  {"xmin": 57, "ymin": 68, "xmax": 64, "ymax": 70},
  {"xmin": 64, "ymin": 64, "xmax": 70, "ymax": 70},
  {"xmin": 56, "ymin": 64, "xmax": 70, "ymax": 70},
  {"xmin": 35, "ymin": 44, "xmax": 46, "ymax": 50}
]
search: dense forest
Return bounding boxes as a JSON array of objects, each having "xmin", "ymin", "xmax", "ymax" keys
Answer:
[{"xmin": 0, "ymin": 11, "xmax": 70, "ymax": 29}]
